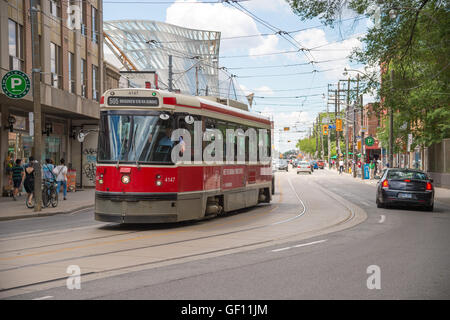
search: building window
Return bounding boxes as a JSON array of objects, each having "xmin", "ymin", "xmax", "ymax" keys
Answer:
[
  {"xmin": 8, "ymin": 19, "xmax": 24, "ymax": 71},
  {"xmin": 81, "ymin": 58, "xmax": 86, "ymax": 97},
  {"xmin": 91, "ymin": 6, "xmax": 98, "ymax": 43},
  {"xmin": 81, "ymin": 1, "xmax": 87, "ymax": 36},
  {"xmin": 92, "ymin": 64, "xmax": 99, "ymax": 101},
  {"xmin": 49, "ymin": 0, "xmax": 61, "ymax": 18},
  {"xmin": 50, "ymin": 42, "xmax": 61, "ymax": 88},
  {"xmin": 68, "ymin": 52, "xmax": 75, "ymax": 93}
]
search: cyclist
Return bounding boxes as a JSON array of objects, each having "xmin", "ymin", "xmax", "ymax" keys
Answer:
[{"xmin": 339, "ymin": 159, "xmax": 344, "ymax": 175}]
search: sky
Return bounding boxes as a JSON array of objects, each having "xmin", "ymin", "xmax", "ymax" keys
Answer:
[{"xmin": 103, "ymin": 0, "xmax": 376, "ymax": 153}]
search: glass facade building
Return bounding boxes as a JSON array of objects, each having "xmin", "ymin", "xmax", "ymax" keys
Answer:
[{"xmin": 104, "ymin": 20, "xmax": 246, "ymax": 103}]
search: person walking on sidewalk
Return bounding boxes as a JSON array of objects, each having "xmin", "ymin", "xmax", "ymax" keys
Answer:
[
  {"xmin": 12, "ymin": 159, "xmax": 24, "ymax": 200},
  {"xmin": 53, "ymin": 159, "xmax": 68, "ymax": 200},
  {"xmin": 339, "ymin": 159, "xmax": 344, "ymax": 174},
  {"xmin": 24, "ymin": 157, "xmax": 35, "ymax": 207},
  {"xmin": 369, "ymin": 159, "xmax": 376, "ymax": 179}
]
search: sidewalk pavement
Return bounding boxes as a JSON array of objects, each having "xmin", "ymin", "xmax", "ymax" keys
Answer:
[
  {"xmin": 325, "ymin": 167, "xmax": 450, "ymax": 207},
  {"xmin": 0, "ymin": 188, "xmax": 95, "ymax": 221}
]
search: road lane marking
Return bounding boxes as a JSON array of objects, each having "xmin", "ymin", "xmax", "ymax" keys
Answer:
[
  {"xmin": 378, "ymin": 215, "xmax": 386, "ymax": 223},
  {"xmin": 293, "ymin": 239, "xmax": 328, "ymax": 248},
  {"xmin": 271, "ymin": 239, "xmax": 327, "ymax": 252},
  {"xmin": 271, "ymin": 247, "xmax": 291, "ymax": 252},
  {"xmin": 32, "ymin": 296, "xmax": 53, "ymax": 300}
]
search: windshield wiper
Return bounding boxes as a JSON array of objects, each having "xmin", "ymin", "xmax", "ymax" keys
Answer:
[{"xmin": 116, "ymin": 127, "xmax": 128, "ymax": 169}]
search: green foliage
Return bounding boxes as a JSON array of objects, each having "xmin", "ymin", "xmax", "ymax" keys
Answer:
[{"xmin": 287, "ymin": 0, "xmax": 450, "ymax": 147}]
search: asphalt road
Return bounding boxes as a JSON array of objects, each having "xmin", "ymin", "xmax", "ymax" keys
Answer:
[{"xmin": 1, "ymin": 169, "xmax": 449, "ymax": 300}]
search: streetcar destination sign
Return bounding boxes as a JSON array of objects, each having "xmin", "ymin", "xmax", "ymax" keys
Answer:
[
  {"xmin": 1, "ymin": 70, "xmax": 31, "ymax": 99},
  {"xmin": 107, "ymin": 96, "xmax": 159, "ymax": 106}
]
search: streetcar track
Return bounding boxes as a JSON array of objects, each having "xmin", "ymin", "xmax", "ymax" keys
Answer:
[
  {"xmin": 0, "ymin": 172, "xmax": 363, "ymax": 294},
  {"xmin": 0, "ymin": 177, "xmax": 284, "ymax": 260}
]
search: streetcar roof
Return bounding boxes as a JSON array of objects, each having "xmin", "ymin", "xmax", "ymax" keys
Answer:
[{"xmin": 101, "ymin": 88, "xmax": 271, "ymax": 126}]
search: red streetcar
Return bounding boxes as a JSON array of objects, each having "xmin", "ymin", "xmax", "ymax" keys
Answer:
[{"xmin": 95, "ymin": 88, "xmax": 274, "ymax": 223}]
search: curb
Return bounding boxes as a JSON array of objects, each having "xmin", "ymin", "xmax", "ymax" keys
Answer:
[{"xmin": 0, "ymin": 205, "xmax": 94, "ymax": 222}]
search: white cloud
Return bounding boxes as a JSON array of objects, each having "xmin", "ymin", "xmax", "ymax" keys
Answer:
[
  {"xmin": 166, "ymin": 0, "xmax": 269, "ymax": 53},
  {"xmin": 294, "ymin": 28, "xmax": 363, "ymax": 79},
  {"xmin": 245, "ymin": 0, "xmax": 292, "ymax": 14},
  {"xmin": 248, "ymin": 35, "xmax": 280, "ymax": 59}
]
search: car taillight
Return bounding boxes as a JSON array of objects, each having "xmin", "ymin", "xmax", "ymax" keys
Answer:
[
  {"xmin": 426, "ymin": 182, "xmax": 433, "ymax": 191},
  {"xmin": 307, "ymin": 166, "xmax": 310, "ymax": 168},
  {"xmin": 382, "ymin": 180, "xmax": 389, "ymax": 188},
  {"xmin": 404, "ymin": 179, "xmax": 411, "ymax": 182}
]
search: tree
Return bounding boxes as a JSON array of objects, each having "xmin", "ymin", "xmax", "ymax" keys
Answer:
[{"xmin": 287, "ymin": 0, "xmax": 450, "ymax": 147}]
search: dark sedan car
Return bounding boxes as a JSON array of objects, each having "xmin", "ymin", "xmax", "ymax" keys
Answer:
[{"xmin": 376, "ymin": 168, "xmax": 434, "ymax": 211}]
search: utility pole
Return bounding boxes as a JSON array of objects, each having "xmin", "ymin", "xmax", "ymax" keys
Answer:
[
  {"xmin": 30, "ymin": 0, "xmax": 42, "ymax": 211},
  {"xmin": 337, "ymin": 84, "xmax": 342, "ymax": 158},
  {"xmin": 345, "ymin": 78, "xmax": 350, "ymax": 173},
  {"xmin": 360, "ymin": 94, "xmax": 365, "ymax": 180},
  {"xmin": 320, "ymin": 114, "xmax": 324, "ymax": 159},
  {"xmin": 168, "ymin": 55, "xmax": 173, "ymax": 92},
  {"xmin": 315, "ymin": 117, "xmax": 319, "ymax": 158},
  {"xmin": 389, "ymin": 69, "xmax": 394, "ymax": 168},
  {"xmin": 353, "ymin": 74, "xmax": 360, "ymax": 178},
  {"xmin": 327, "ymin": 85, "xmax": 332, "ymax": 168},
  {"xmin": 334, "ymin": 89, "xmax": 339, "ymax": 160}
]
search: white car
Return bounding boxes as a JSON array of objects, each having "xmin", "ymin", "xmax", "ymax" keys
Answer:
[{"xmin": 297, "ymin": 161, "xmax": 311, "ymax": 174}]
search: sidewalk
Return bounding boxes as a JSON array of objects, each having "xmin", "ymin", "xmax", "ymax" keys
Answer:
[
  {"xmin": 325, "ymin": 167, "xmax": 450, "ymax": 206},
  {"xmin": 0, "ymin": 188, "xmax": 95, "ymax": 221}
]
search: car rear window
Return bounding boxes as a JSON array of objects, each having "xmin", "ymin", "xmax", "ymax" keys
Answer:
[{"xmin": 387, "ymin": 170, "xmax": 428, "ymax": 180}]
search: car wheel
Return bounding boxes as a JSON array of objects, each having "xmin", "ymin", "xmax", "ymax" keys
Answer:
[
  {"xmin": 424, "ymin": 204, "xmax": 433, "ymax": 211},
  {"xmin": 309, "ymin": 172, "xmax": 311, "ymax": 175},
  {"xmin": 376, "ymin": 197, "xmax": 384, "ymax": 208}
]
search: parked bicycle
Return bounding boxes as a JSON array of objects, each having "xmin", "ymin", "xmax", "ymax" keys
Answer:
[{"xmin": 26, "ymin": 179, "xmax": 58, "ymax": 209}]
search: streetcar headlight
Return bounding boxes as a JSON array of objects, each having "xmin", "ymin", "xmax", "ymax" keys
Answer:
[
  {"xmin": 156, "ymin": 180, "xmax": 162, "ymax": 186},
  {"xmin": 99, "ymin": 174, "xmax": 104, "ymax": 184},
  {"xmin": 121, "ymin": 175, "xmax": 130, "ymax": 184}
]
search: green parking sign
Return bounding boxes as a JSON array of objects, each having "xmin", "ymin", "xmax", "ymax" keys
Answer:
[
  {"xmin": 365, "ymin": 136, "xmax": 375, "ymax": 146},
  {"xmin": 1, "ymin": 70, "xmax": 31, "ymax": 99}
]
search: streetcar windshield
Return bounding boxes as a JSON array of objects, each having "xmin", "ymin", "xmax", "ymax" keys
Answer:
[{"xmin": 97, "ymin": 111, "xmax": 175, "ymax": 164}]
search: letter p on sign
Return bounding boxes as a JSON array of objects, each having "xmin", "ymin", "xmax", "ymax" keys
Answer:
[{"xmin": 11, "ymin": 78, "xmax": 22, "ymax": 91}]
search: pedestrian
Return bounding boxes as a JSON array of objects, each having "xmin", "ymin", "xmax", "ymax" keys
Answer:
[
  {"xmin": 12, "ymin": 159, "xmax": 24, "ymax": 200},
  {"xmin": 43, "ymin": 158, "xmax": 55, "ymax": 182},
  {"xmin": 53, "ymin": 158, "xmax": 68, "ymax": 200},
  {"xmin": 24, "ymin": 156, "xmax": 35, "ymax": 207},
  {"xmin": 339, "ymin": 159, "xmax": 344, "ymax": 174},
  {"xmin": 369, "ymin": 159, "xmax": 375, "ymax": 179}
]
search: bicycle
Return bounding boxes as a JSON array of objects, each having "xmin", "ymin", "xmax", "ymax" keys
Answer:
[{"xmin": 25, "ymin": 179, "xmax": 58, "ymax": 209}]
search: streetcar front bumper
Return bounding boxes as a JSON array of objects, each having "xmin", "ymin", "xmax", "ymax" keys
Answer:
[{"xmin": 95, "ymin": 191, "xmax": 179, "ymax": 223}]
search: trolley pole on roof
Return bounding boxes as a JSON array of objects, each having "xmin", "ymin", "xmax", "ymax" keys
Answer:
[{"xmin": 168, "ymin": 55, "xmax": 173, "ymax": 92}]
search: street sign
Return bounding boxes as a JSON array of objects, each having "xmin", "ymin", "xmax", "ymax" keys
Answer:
[
  {"xmin": 284, "ymin": 127, "xmax": 290, "ymax": 131},
  {"xmin": 365, "ymin": 136, "xmax": 375, "ymax": 146},
  {"xmin": 361, "ymin": 126, "xmax": 368, "ymax": 133},
  {"xmin": 1, "ymin": 70, "xmax": 31, "ymax": 99}
]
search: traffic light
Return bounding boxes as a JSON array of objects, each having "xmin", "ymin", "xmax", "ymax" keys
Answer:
[
  {"xmin": 336, "ymin": 119, "xmax": 343, "ymax": 131},
  {"xmin": 322, "ymin": 124, "xmax": 328, "ymax": 135}
]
